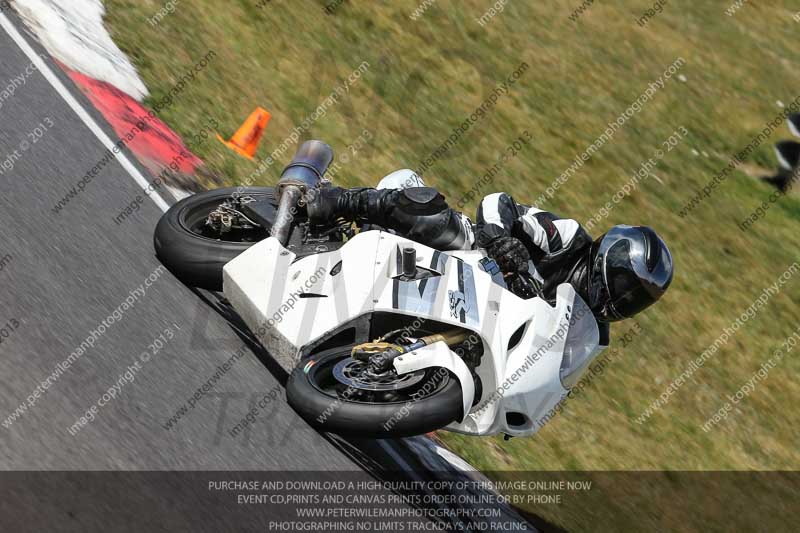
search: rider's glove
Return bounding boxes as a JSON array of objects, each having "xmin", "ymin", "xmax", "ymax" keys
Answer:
[{"xmin": 486, "ymin": 236, "xmax": 530, "ymax": 274}]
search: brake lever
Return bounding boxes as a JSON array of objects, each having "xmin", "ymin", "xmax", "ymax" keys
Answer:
[{"xmin": 505, "ymin": 271, "xmax": 543, "ymax": 300}]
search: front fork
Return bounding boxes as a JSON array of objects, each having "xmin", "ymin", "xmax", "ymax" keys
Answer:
[{"xmin": 352, "ymin": 329, "xmax": 470, "ymax": 373}]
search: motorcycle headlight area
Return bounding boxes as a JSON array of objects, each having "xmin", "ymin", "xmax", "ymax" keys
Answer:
[{"xmin": 559, "ymin": 294, "xmax": 601, "ymax": 389}]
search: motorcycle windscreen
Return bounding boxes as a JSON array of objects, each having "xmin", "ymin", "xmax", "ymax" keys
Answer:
[{"xmin": 558, "ymin": 293, "xmax": 601, "ymax": 389}]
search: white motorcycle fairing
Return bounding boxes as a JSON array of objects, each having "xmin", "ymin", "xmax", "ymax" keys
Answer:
[{"xmin": 222, "ymin": 230, "xmax": 603, "ymax": 438}]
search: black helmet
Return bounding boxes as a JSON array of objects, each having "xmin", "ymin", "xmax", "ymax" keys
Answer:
[{"xmin": 587, "ymin": 225, "xmax": 673, "ymax": 322}]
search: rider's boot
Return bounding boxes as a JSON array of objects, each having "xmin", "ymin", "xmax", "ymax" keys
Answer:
[{"xmin": 305, "ymin": 187, "xmax": 389, "ymax": 225}]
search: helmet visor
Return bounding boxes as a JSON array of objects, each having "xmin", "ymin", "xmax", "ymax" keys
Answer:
[{"xmin": 604, "ymin": 241, "xmax": 658, "ymax": 318}]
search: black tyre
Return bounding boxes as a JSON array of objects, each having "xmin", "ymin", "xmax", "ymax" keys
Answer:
[
  {"xmin": 153, "ymin": 187, "xmax": 276, "ymax": 291},
  {"xmin": 287, "ymin": 347, "xmax": 464, "ymax": 438}
]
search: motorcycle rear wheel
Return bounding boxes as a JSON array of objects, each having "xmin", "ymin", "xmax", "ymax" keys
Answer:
[{"xmin": 153, "ymin": 187, "xmax": 276, "ymax": 291}]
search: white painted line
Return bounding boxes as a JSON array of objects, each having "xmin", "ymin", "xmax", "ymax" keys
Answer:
[{"xmin": 0, "ymin": 12, "xmax": 170, "ymax": 212}]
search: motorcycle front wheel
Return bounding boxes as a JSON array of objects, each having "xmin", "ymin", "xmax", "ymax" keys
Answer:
[{"xmin": 287, "ymin": 346, "xmax": 464, "ymax": 438}]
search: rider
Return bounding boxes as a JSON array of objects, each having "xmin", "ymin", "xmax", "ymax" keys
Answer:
[{"xmin": 306, "ymin": 170, "xmax": 674, "ymax": 324}]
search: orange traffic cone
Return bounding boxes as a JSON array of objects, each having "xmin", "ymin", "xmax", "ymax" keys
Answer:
[{"xmin": 216, "ymin": 107, "xmax": 271, "ymax": 160}]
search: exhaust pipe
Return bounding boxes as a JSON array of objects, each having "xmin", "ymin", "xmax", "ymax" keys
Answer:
[
  {"xmin": 271, "ymin": 140, "xmax": 334, "ymax": 246},
  {"xmin": 277, "ymin": 140, "xmax": 334, "ymax": 197}
]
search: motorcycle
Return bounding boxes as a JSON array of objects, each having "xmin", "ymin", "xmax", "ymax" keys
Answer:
[{"xmin": 153, "ymin": 140, "xmax": 605, "ymax": 438}]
